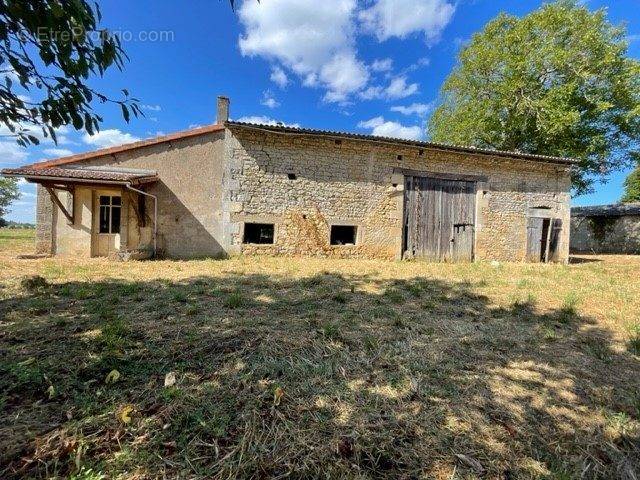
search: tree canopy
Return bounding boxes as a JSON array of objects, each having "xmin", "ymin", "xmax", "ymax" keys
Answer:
[
  {"xmin": 0, "ymin": 0, "xmax": 142, "ymax": 146},
  {"xmin": 621, "ymin": 165, "xmax": 640, "ymax": 203},
  {"xmin": 0, "ymin": 176, "xmax": 19, "ymax": 224},
  {"xmin": 428, "ymin": 0, "xmax": 640, "ymax": 194}
]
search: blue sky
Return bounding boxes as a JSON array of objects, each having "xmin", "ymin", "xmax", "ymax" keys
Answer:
[{"xmin": 3, "ymin": 0, "xmax": 639, "ymax": 222}]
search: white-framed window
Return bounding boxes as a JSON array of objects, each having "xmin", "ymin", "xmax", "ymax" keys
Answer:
[{"xmin": 99, "ymin": 195, "xmax": 121, "ymax": 234}]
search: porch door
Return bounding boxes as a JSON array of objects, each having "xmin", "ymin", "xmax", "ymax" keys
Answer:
[
  {"xmin": 403, "ymin": 176, "xmax": 476, "ymax": 261},
  {"xmin": 93, "ymin": 192, "xmax": 122, "ymax": 257}
]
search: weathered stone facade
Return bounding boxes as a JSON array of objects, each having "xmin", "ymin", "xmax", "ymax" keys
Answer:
[
  {"xmin": 225, "ymin": 127, "xmax": 571, "ymax": 262},
  {"xmin": 570, "ymin": 204, "xmax": 640, "ymax": 254},
  {"xmin": 35, "ymin": 184, "xmax": 55, "ymax": 254},
  {"xmin": 30, "ymin": 124, "xmax": 572, "ymax": 262}
]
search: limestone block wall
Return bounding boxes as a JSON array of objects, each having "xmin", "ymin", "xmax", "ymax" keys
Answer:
[
  {"xmin": 225, "ymin": 127, "xmax": 572, "ymax": 262},
  {"xmin": 570, "ymin": 215, "xmax": 640, "ymax": 254}
]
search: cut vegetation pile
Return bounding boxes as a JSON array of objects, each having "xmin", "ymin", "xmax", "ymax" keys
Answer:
[{"xmin": 0, "ymin": 229, "xmax": 639, "ymax": 479}]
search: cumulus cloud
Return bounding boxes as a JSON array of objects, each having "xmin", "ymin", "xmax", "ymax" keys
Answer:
[
  {"xmin": 360, "ymin": 75, "xmax": 419, "ymax": 101},
  {"xmin": 141, "ymin": 104, "xmax": 162, "ymax": 112},
  {"xmin": 42, "ymin": 148, "xmax": 74, "ymax": 157},
  {"xmin": 82, "ymin": 129, "xmax": 140, "ymax": 148},
  {"xmin": 0, "ymin": 141, "xmax": 29, "ymax": 168},
  {"xmin": 390, "ymin": 102, "xmax": 434, "ymax": 116},
  {"xmin": 357, "ymin": 116, "xmax": 422, "ymax": 140},
  {"xmin": 261, "ymin": 90, "xmax": 280, "ymax": 109},
  {"xmin": 319, "ymin": 52, "xmax": 369, "ymax": 103},
  {"xmin": 270, "ymin": 66, "xmax": 289, "ymax": 88},
  {"xmin": 239, "ymin": 0, "xmax": 369, "ymax": 102},
  {"xmin": 236, "ymin": 116, "xmax": 301, "ymax": 128},
  {"xmin": 359, "ymin": 0, "xmax": 455, "ymax": 42},
  {"xmin": 371, "ymin": 58, "xmax": 393, "ymax": 72}
]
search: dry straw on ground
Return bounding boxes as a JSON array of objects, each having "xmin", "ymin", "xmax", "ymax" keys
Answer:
[{"xmin": 0, "ymin": 229, "xmax": 639, "ymax": 479}]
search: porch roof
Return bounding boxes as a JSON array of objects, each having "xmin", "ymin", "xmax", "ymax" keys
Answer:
[{"xmin": 1, "ymin": 166, "xmax": 158, "ymax": 186}]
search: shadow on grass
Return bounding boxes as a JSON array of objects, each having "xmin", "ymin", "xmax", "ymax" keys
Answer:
[
  {"xmin": 1, "ymin": 272, "xmax": 639, "ymax": 479},
  {"xmin": 569, "ymin": 255, "xmax": 603, "ymax": 264}
]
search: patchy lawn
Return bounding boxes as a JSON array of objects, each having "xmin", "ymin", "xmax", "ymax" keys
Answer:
[{"xmin": 0, "ymin": 233, "xmax": 639, "ymax": 479}]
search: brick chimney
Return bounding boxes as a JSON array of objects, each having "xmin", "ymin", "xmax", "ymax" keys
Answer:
[{"xmin": 217, "ymin": 95, "xmax": 230, "ymax": 124}]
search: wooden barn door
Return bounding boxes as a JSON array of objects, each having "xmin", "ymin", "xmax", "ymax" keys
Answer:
[{"xmin": 403, "ymin": 176, "xmax": 476, "ymax": 261}]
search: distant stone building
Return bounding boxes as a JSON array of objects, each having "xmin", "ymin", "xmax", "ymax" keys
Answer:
[
  {"xmin": 2, "ymin": 97, "xmax": 575, "ymax": 263},
  {"xmin": 570, "ymin": 203, "xmax": 640, "ymax": 254}
]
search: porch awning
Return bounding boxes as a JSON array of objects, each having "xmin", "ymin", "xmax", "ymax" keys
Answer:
[{"xmin": 1, "ymin": 166, "xmax": 158, "ymax": 186}]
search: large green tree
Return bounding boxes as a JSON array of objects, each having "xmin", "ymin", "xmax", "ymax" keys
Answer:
[
  {"xmin": 0, "ymin": 176, "xmax": 19, "ymax": 225},
  {"xmin": 621, "ymin": 165, "xmax": 640, "ymax": 203},
  {"xmin": 429, "ymin": 0, "xmax": 640, "ymax": 194},
  {"xmin": 0, "ymin": 0, "xmax": 142, "ymax": 146}
]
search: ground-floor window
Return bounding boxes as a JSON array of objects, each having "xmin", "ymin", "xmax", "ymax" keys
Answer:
[
  {"xmin": 330, "ymin": 225, "xmax": 357, "ymax": 245},
  {"xmin": 243, "ymin": 223, "xmax": 275, "ymax": 244},
  {"xmin": 99, "ymin": 195, "xmax": 121, "ymax": 234}
]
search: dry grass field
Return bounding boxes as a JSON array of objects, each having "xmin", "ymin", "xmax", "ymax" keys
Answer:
[{"xmin": 1, "ymin": 228, "xmax": 639, "ymax": 479}]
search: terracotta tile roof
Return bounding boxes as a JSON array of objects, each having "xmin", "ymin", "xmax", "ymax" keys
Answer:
[
  {"xmin": 22, "ymin": 124, "xmax": 224, "ymax": 170},
  {"xmin": 571, "ymin": 203, "xmax": 640, "ymax": 217},
  {"xmin": 2, "ymin": 166, "xmax": 158, "ymax": 184},
  {"xmin": 226, "ymin": 121, "xmax": 579, "ymax": 166}
]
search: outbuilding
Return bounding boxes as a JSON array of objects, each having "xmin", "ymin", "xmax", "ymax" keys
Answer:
[{"xmin": 570, "ymin": 203, "xmax": 640, "ymax": 254}]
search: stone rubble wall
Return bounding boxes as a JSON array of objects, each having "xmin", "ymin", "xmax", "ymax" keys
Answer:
[
  {"xmin": 35, "ymin": 184, "xmax": 55, "ymax": 254},
  {"xmin": 570, "ymin": 215, "xmax": 640, "ymax": 254},
  {"xmin": 225, "ymin": 128, "xmax": 572, "ymax": 262}
]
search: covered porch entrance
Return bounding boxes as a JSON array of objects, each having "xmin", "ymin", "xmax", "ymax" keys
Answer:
[{"xmin": 3, "ymin": 165, "xmax": 158, "ymax": 258}]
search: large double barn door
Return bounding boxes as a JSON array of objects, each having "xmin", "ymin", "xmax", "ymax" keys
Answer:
[{"xmin": 403, "ymin": 176, "xmax": 476, "ymax": 261}]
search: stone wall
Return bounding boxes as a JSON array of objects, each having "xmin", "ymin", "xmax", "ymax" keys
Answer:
[
  {"xmin": 225, "ymin": 127, "xmax": 572, "ymax": 262},
  {"xmin": 35, "ymin": 184, "xmax": 54, "ymax": 254},
  {"xmin": 570, "ymin": 215, "xmax": 640, "ymax": 254}
]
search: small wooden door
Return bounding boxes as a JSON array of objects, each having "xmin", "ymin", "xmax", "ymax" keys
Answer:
[
  {"xmin": 93, "ymin": 192, "xmax": 122, "ymax": 257},
  {"xmin": 403, "ymin": 176, "xmax": 476, "ymax": 261},
  {"xmin": 526, "ymin": 217, "xmax": 562, "ymax": 262}
]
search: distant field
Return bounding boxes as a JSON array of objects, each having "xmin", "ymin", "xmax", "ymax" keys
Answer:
[
  {"xmin": 0, "ymin": 232, "xmax": 639, "ymax": 479},
  {"xmin": 0, "ymin": 228, "xmax": 34, "ymax": 253}
]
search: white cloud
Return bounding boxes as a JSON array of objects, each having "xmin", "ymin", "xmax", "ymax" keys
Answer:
[
  {"xmin": 270, "ymin": 66, "xmax": 289, "ymax": 88},
  {"xmin": 319, "ymin": 52, "xmax": 369, "ymax": 103},
  {"xmin": 0, "ymin": 141, "xmax": 29, "ymax": 168},
  {"xmin": 390, "ymin": 102, "xmax": 434, "ymax": 117},
  {"xmin": 42, "ymin": 148, "xmax": 74, "ymax": 157},
  {"xmin": 82, "ymin": 129, "xmax": 140, "ymax": 148},
  {"xmin": 359, "ymin": 0, "xmax": 455, "ymax": 43},
  {"xmin": 627, "ymin": 34, "xmax": 640, "ymax": 43},
  {"xmin": 236, "ymin": 115, "xmax": 300, "ymax": 128},
  {"xmin": 360, "ymin": 75, "xmax": 419, "ymax": 101},
  {"xmin": 0, "ymin": 122, "xmax": 75, "ymax": 146},
  {"xmin": 141, "ymin": 104, "xmax": 162, "ymax": 112},
  {"xmin": 238, "ymin": 0, "xmax": 368, "ymax": 102},
  {"xmin": 385, "ymin": 76, "xmax": 419, "ymax": 99},
  {"xmin": 261, "ymin": 90, "xmax": 280, "ymax": 109},
  {"xmin": 371, "ymin": 58, "xmax": 393, "ymax": 72},
  {"xmin": 357, "ymin": 116, "xmax": 422, "ymax": 140}
]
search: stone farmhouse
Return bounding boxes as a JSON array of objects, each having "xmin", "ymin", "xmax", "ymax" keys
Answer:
[
  {"xmin": 571, "ymin": 203, "xmax": 640, "ymax": 254},
  {"xmin": 2, "ymin": 97, "xmax": 576, "ymax": 262}
]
